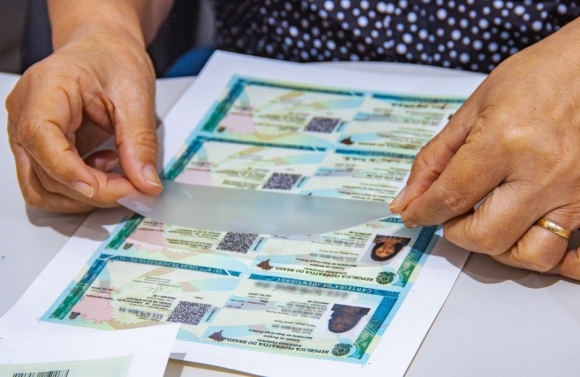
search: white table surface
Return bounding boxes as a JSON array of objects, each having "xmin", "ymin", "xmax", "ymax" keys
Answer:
[{"xmin": 1, "ymin": 64, "xmax": 579, "ymax": 377}]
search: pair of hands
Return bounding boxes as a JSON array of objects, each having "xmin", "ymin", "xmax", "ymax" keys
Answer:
[{"xmin": 7, "ymin": 24, "xmax": 580, "ymax": 280}]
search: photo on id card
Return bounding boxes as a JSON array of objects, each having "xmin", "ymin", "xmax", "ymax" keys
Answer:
[{"xmin": 358, "ymin": 228, "xmax": 418, "ymax": 268}]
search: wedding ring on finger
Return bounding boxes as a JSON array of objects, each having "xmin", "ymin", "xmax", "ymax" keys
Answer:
[{"xmin": 535, "ymin": 217, "xmax": 572, "ymax": 240}]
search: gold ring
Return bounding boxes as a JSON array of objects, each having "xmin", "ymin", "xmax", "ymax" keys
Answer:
[{"xmin": 535, "ymin": 217, "xmax": 572, "ymax": 240}]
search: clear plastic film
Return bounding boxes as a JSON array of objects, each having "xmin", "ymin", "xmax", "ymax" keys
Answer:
[{"xmin": 118, "ymin": 180, "xmax": 393, "ymax": 236}]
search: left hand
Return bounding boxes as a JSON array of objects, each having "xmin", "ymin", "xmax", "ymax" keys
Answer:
[{"xmin": 389, "ymin": 19, "xmax": 580, "ymax": 280}]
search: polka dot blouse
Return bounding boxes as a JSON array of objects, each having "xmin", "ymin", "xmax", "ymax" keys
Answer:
[{"xmin": 213, "ymin": 0, "xmax": 580, "ymax": 73}]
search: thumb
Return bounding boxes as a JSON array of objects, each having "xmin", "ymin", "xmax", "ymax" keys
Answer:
[
  {"xmin": 389, "ymin": 98, "xmax": 478, "ymax": 213},
  {"xmin": 112, "ymin": 77, "xmax": 163, "ymax": 195}
]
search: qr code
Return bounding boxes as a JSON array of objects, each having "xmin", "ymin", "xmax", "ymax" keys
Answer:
[
  {"xmin": 217, "ymin": 232, "xmax": 258, "ymax": 253},
  {"xmin": 167, "ymin": 301, "xmax": 211, "ymax": 326},
  {"xmin": 263, "ymin": 173, "xmax": 301, "ymax": 190},
  {"xmin": 304, "ymin": 117, "xmax": 340, "ymax": 133}
]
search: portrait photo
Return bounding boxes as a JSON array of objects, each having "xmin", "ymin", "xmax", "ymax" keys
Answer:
[{"xmin": 360, "ymin": 235, "xmax": 412, "ymax": 265}]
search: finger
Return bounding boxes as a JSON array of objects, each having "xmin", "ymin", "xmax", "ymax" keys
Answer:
[
  {"xmin": 548, "ymin": 248, "xmax": 580, "ymax": 280},
  {"xmin": 30, "ymin": 156, "xmax": 137, "ymax": 208},
  {"xmin": 400, "ymin": 129, "xmax": 508, "ymax": 227},
  {"xmin": 84, "ymin": 150, "xmax": 119, "ymax": 172},
  {"xmin": 8, "ymin": 122, "xmax": 95, "ymax": 212},
  {"xmin": 10, "ymin": 118, "xmax": 133, "ymax": 209},
  {"xmin": 15, "ymin": 77, "xmax": 100, "ymax": 198},
  {"xmin": 110, "ymin": 73, "xmax": 163, "ymax": 195},
  {"xmin": 440, "ymin": 181, "xmax": 544, "ymax": 254},
  {"xmin": 491, "ymin": 207, "xmax": 576, "ymax": 273},
  {"xmin": 390, "ymin": 98, "xmax": 480, "ymax": 213}
]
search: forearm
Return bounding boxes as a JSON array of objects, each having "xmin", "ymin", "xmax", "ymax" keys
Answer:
[{"xmin": 48, "ymin": 0, "xmax": 174, "ymax": 49}]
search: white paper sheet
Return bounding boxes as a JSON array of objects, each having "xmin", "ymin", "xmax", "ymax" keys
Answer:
[
  {"xmin": 0, "ymin": 52, "xmax": 486, "ymax": 377},
  {"xmin": 0, "ymin": 324, "xmax": 179, "ymax": 377}
]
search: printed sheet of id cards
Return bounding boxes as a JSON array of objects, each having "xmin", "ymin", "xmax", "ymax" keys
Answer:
[{"xmin": 0, "ymin": 52, "xmax": 487, "ymax": 377}]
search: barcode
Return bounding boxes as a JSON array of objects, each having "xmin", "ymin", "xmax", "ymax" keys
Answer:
[
  {"xmin": 167, "ymin": 301, "xmax": 211, "ymax": 326},
  {"xmin": 13, "ymin": 370, "xmax": 69, "ymax": 377},
  {"xmin": 263, "ymin": 173, "xmax": 301, "ymax": 190},
  {"xmin": 217, "ymin": 232, "xmax": 258, "ymax": 254},
  {"xmin": 304, "ymin": 117, "xmax": 340, "ymax": 133}
]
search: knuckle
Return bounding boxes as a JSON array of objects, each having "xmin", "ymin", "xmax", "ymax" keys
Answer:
[
  {"xmin": 510, "ymin": 245, "xmax": 561, "ymax": 273},
  {"xmin": 470, "ymin": 232, "xmax": 506, "ymax": 256},
  {"xmin": 484, "ymin": 224, "xmax": 517, "ymax": 255},
  {"xmin": 434, "ymin": 184, "xmax": 469, "ymax": 216},
  {"xmin": 36, "ymin": 171, "xmax": 61, "ymax": 194},
  {"xmin": 411, "ymin": 148, "xmax": 430, "ymax": 175},
  {"xmin": 21, "ymin": 187, "xmax": 46, "ymax": 210},
  {"xmin": 16, "ymin": 121, "xmax": 43, "ymax": 149},
  {"xmin": 413, "ymin": 141, "xmax": 443, "ymax": 174},
  {"xmin": 134, "ymin": 130, "xmax": 158, "ymax": 148},
  {"xmin": 6, "ymin": 88, "xmax": 27, "ymax": 131},
  {"xmin": 533, "ymin": 263, "xmax": 557, "ymax": 273},
  {"xmin": 531, "ymin": 251, "xmax": 562, "ymax": 273},
  {"xmin": 89, "ymin": 193, "xmax": 118, "ymax": 209},
  {"xmin": 44, "ymin": 178, "xmax": 62, "ymax": 194},
  {"xmin": 474, "ymin": 111, "xmax": 526, "ymax": 151},
  {"xmin": 5, "ymin": 91, "xmax": 18, "ymax": 117},
  {"xmin": 476, "ymin": 110, "xmax": 575, "ymax": 177},
  {"xmin": 563, "ymin": 255, "xmax": 580, "ymax": 279},
  {"xmin": 119, "ymin": 129, "xmax": 158, "ymax": 155},
  {"xmin": 452, "ymin": 222, "xmax": 507, "ymax": 256},
  {"xmin": 522, "ymin": 257, "xmax": 557, "ymax": 273},
  {"xmin": 30, "ymin": 161, "xmax": 65, "ymax": 194}
]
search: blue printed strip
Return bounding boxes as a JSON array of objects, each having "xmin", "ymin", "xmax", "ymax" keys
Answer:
[
  {"xmin": 395, "ymin": 226, "xmax": 438, "ymax": 287},
  {"xmin": 163, "ymin": 137, "xmax": 207, "ymax": 181},
  {"xmin": 50, "ymin": 255, "xmax": 114, "ymax": 320},
  {"xmin": 352, "ymin": 295, "xmax": 399, "ymax": 359},
  {"xmin": 235, "ymin": 76, "xmax": 366, "ymax": 98}
]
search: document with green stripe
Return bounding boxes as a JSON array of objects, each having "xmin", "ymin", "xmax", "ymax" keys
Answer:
[{"xmin": 0, "ymin": 52, "xmax": 485, "ymax": 377}]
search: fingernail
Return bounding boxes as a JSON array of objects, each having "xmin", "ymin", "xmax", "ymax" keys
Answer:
[
  {"xmin": 104, "ymin": 158, "xmax": 119, "ymax": 172},
  {"xmin": 143, "ymin": 164, "xmax": 162, "ymax": 187},
  {"xmin": 72, "ymin": 181, "xmax": 94, "ymax": 198},
  {"xmin": 390, "ymin": 186, "xmax": 407, "ymax": 213}
]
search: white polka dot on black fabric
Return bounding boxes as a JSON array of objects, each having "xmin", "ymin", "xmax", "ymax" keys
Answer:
[{"xmin": 214, "ymin": 0, "xmax": 580, "ymax": 73}]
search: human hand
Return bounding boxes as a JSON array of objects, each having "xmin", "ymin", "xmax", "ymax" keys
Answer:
[
  {"xmin": 389, "ymin": 21, "xmax": 580, "ymax": 280},
  {"xmin": 6, "ymin": 26, "xmax": 162, "ymax": 212}
]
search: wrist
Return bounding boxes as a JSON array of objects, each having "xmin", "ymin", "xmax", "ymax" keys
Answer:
[
  {"xmin": 48, "ymin": 0, "xmax": 147, "ymax": 50},
  {"xmin": 538, "ymin": 17, "xmax": 580, "ymax": 72}
]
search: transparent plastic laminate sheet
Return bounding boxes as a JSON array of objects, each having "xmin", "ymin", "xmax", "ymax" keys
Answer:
[{"xmin": 119, "ymin": 180, "xmax": 392, "ymax": 235}]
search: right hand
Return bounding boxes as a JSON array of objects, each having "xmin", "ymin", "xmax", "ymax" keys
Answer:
[{"xmin": 6, "ymin": 26, "xmax": 163, "ymax": 212}]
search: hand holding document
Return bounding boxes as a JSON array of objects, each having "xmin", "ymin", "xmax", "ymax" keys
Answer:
[{"xmin": 0, "ymin": 52, "xmax": 487, "ymax": 377}]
